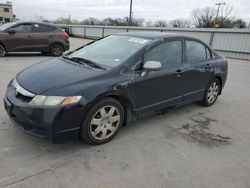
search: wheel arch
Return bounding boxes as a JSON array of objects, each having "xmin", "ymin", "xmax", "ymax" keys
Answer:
[
  {"xmin": 0, "ymin": 42, "xmax": 7, "ymax": 52},
  {"xmin": 214, "ymin": 76, "xmax": 222, "ymax": 95},
  {"xmin": 88, "ymin": 93, "xmax": 135, "ymax": 127},
  {"xmin": 106, "ymin": 94, "xmax": 135, "ymax": 126}
]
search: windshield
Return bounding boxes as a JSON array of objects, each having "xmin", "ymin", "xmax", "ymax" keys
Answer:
[
  {"xmin": 0, "ymin": 22, "xmax": 16, "ymax": 31},
  {"xmin": 68, "ymin": 35, "xmax": 151, "ymax": 69}
]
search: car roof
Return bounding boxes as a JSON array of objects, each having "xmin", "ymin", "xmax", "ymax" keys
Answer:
[
  {"xmin": 11, "ymin": 21, "xmax": 58, "ymax": 28},
  {"xmin": 115, "ymin": 31, "xmax": 183, "ymax": 40}
]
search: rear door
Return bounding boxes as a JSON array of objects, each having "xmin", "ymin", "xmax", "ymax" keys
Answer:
[
  {"xmin": 183, "ymin": 39, "xmax": 215, "ymax": 100},
  {"xmin": 134, "ymin": 39, "xmax": 186, "ymax": 114},
  {"xmin": 33, "ymin": 23, "xmax": 56, "ymax": 51},
  {"xmin": 5, "ymin": 23, "xmax": 34, "ymax": 52}
]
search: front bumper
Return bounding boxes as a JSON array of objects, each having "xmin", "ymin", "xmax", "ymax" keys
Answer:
[{"xmin": 4, "ymin": 86, "xmax": 84, "ymax": 143}]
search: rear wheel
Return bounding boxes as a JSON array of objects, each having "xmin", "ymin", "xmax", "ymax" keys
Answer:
[
  {"xmin": 49, "ymin": 43, "xmax": 64, "ymax": 56},
  {"xmin": 0, "ymin": 44, "xmax": 6, "ymax": 57},
  {"xmin": 81, "ymin": 98, "xmax": 124, "ymax": 145},
  {"xmin": 200, "ymin": 78, "xmax": 220, "ymax": 106}
]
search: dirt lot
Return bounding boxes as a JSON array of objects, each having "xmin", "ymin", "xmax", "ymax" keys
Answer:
[{"xmin": 0, "ymin": 37, "xmax": 250, "ymax": 188}]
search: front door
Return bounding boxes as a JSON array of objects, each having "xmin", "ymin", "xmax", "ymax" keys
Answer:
[
  {"xmin": 134, "ymin": 39, "xmax": 185, "ymax": 114},
  {"xmin": 5, "ymin": 23, "xmax": 34, "ymax": 52}
]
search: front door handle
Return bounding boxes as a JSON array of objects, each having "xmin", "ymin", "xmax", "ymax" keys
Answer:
[
  {"xmin": 205, "ymin": 64, "xmax": 212, "ymax": 71},
  {"xmin": 27, "ymin": 35, "xmax": 33, "ymax": 38}
]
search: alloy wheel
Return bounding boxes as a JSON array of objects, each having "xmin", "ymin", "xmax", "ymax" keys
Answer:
[
  {"xmin": 207, "ymin": 82, "xmax": 219, "ymax": 104},
  {"xmin": 50, "ymin": 44, "xmax": 63, "ymax": 56},
  {"xmin": 0, "ymin": 45, "xmax": 5, "ymax": 57},
  {"xmin": 90, "ymin": 105, "xmax": 121, "ymax": 141}
]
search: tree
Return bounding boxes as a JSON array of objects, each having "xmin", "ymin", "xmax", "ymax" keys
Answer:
[
  {"xmin": 131, "ymin": 18, "xmax": 144, "ymax": 26},
  {"xmin": 232, "ymin": 19, "xmax": 247, "ymax": 28},
  {"xmin": 154, "ymin": 20, "xmax": 167, "ymax": 27},
  {"xmin": 219, "ymin": 5, "xmax": 233, "ymax": 26},
  {"xmin": 191, "ymin": 4, "xmax": 246, "ymax": 28},
  {"xmin": 102, "ymin": 17, "xmax": 113, "ymax": 26},
  {"xmin": 169, "ymin": 19, "xmax": 190, "ymax": 28},
  {"xmin": 146, "ymin": 21, "xmax": 153, "ymax": 27},
  {"xmin": 192, "ymin": 6, "xmax": 216, "ymax": 28}
]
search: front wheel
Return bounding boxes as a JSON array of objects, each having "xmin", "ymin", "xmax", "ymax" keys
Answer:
[
  {"xmin": 81, "ymin": 98, "xmax": 124, "ymax": 145},
  {"xmin": 49, "ymin": 43, "xmax": 64, "ymax": 56},
  {"xmin": 200, "ymin": 78, "xmax": 221, "ymax": 106},
  {"xmin": 0, "ymin": 44, "xmax": 6, "ymax": 57}
]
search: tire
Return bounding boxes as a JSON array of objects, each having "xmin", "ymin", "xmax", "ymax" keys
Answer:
[
  {"xmin": 49, "ymin": 43, "xmax": 64, "ymax": 56},
  {"xmin": 81, "ymin": 97, "xmax": 124, "ymax": 145},
  {"xmin": 200, "ymin": 78, "xmax": 221, "ymax": 106},
  {"xmin": 0, "ymin": 44, "xmax": 6, "ymax": 57}
]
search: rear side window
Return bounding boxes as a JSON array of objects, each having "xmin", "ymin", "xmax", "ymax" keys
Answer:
[
  {"xmin": 144, "ymin": 40, "xmax": 182, "ymax": 67},
  {"xmin": 13, "ymin": 24, "xmax": 32, "ymax": 33},
  {"xmin": 186, "ymin": 40, "xmax": 207, "ymax": 63},
  {"xmin": 34, "ymin": 24, "xmax": 56, "ymax": 32}
]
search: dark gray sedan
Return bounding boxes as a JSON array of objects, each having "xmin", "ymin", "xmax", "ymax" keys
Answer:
[
  {"xmin": 0, "ymin": 21, "xmax": 69, "ymax": 56},
  {"xmin": 4, "ymin": 32, "xmax": 228, "ymax": 144}
]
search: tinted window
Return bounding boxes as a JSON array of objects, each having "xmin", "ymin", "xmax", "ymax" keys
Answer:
[
  {"xmin": 34, "ymin": 24, "xmax": 55, "ymax": 32},
  {"xmin": 144, "ymin": 40, "xmax": 182, "ymax": 67},
  {"xmin": 13, "ymin": 24, "xmax": 32, "ymax": 33},
  {"xmin": 186, "ymin": 40, "xmax": 207, "ymax": 63}
]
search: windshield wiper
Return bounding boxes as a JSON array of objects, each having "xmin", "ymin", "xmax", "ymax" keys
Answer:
[{"xmin": 62, "ymin": 56, "xmax": 106, "ymax": 70}]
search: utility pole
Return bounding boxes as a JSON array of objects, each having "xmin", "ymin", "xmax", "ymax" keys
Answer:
[
  {"xmin": 215, "ymin": 2, "xmax": 226, "ymax": 21},
  {"xmin": 129, "ymin": 0, "xmax": 133, "ymax": 26}
]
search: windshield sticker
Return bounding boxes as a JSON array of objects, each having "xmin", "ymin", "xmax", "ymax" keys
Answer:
[
  {"xmin": 114, "ymin": 58, "xmax": 120, "ymax": 62},
  {"xmin": 128, "ymin": 37, "xmax": 148, "ymax": 44}
]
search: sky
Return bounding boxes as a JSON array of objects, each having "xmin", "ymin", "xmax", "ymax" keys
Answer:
[{"xmin": 3, "ymin": 0, "xmax": 250, "ymax": 23}]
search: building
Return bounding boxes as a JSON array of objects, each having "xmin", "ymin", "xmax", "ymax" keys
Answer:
[{"xmin": 0, "ymin": 1, "xmax": 14, "ymax": 24}]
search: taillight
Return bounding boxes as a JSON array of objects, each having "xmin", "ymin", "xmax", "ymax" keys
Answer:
[{"xmin": 60, "ymin": 32, "xmax": 69, "ymax": 39}]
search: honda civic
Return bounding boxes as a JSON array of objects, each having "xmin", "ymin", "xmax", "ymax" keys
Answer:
[{"xmin": 4, "ymin": 32, "xmax": 228, "ymax": 144}]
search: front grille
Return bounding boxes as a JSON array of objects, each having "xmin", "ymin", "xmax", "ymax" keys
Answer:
[
  {"xmin": 15, "ymin": 92, "xmax": 33, "ymax": 103},
  {"xmin": 12, "ymin": 78, "xmax": 35, "ymax": 103}
]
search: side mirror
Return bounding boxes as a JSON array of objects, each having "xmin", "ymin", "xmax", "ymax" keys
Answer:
[
  {"xmin": 141, "ymin": 61, "xmax": 162, "ymax": 77},
  {"xmin": 8, "ymin": 28, "xmax": 16, "ymax": 34}
]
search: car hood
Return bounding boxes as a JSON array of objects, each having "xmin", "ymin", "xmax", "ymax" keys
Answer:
[{"xmin": 16, "ymin": 57, "xmax": 105, "ymax": 95}]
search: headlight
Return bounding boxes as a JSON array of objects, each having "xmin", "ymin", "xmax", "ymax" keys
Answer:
[{"xmin": 29, "ymin": 95, "xmax": 82, "ymax": 106}]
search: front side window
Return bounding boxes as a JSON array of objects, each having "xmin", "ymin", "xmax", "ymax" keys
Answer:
[
  {"xmin": 68, "ymin": 35, "xmax": 151, "ymax": 69},
  {"xmin": 144, "ymin": 40, "xmax": 182, "ymax": 67},
  {"xmin": 186, "ymin": 40, "xmax": 207, "ymax": 63},
  {"xmin": 13, "ymin": 24, "xmax": 32, "ymax": 33}
]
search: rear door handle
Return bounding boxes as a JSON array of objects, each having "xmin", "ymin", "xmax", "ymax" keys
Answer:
[
  {"xmin": 27, "ymin": 35, "xmax": 33, "ymax": 38},
  {"xmin": 175, "ymin": 69, "xmax": 183, "ymax": 77}
]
